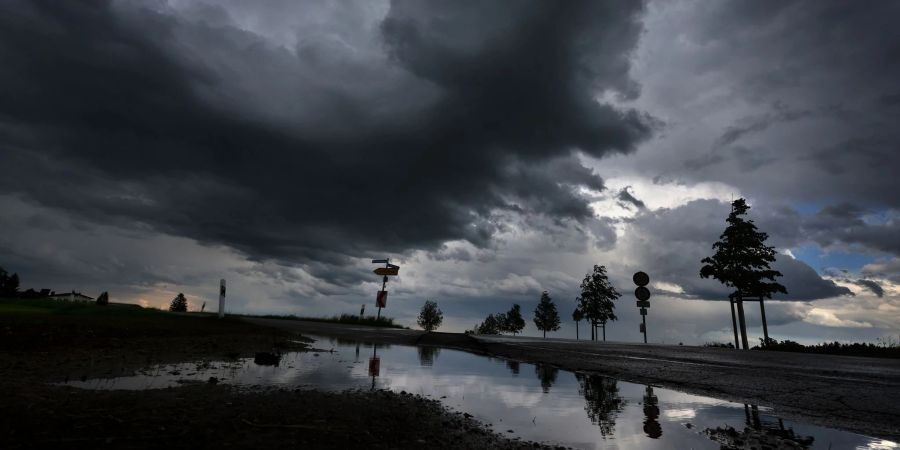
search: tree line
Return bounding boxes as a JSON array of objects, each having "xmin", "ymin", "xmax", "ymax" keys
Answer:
[{"xmin": 458, "ymin": 264, "xmax": 621, "ymax": 340}]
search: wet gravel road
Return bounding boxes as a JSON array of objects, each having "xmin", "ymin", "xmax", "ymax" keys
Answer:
[{"xmin": 246, "ymin": 318, "xmax": 900, "ymax": 441}]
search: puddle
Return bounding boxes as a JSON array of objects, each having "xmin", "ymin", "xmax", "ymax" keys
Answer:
[{"xmin": 64, "ymin": 336, "xmax": 898, "ymax": 450}]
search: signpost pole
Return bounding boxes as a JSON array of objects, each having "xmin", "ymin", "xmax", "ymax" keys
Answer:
[
  {"xmin": 633, "ymin": 272, "xmax": 651, "ymax": 344},
  {"xmin": 759, "ymin": 295, "xmax": 769, "ymax": 344},
  {"xmin": 730, "ymin": 295, "xmax": 740, "ymax": 349},
  {"xmin": 642, "ymin": 314, "xmax": 647, "ymax": 343},
  {"xmin": 377, "ymin": 274, "xmax": 387, "ymax": 320},
  {"xmin": 377, "ymin": 260, "xmax": 388, "ymax": 320},
  {"xmin": 218, "ymin": 279, "xmax": 226, "ymax": 319}
]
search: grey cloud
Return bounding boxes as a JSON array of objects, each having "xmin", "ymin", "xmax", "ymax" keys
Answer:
[
  {"xmin": 852, "ymin": 279, "xmax": 884, "ymax": 298},
  {"xmin": 623, "ymin": 199, "xmax": 852, "ymax": 301},
  {"xmin": 0, "ymin": 1, "xmax": 653, "ymax": 285},
  {"xmin": 616, "ymin": 186, "xmax": 646, "ymax": 210},
  {"xmin": 622, "ymin": 0, "xmax": 900, "ymax": 209}
]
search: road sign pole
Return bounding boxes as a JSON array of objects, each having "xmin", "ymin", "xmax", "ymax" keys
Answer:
[
  {"xmin": 218, "ymin": 279, "xmax": 226, "ymax": 319},
  {"xmin": 377, "ymin": 262, "xmax": 388, "ymax": 320},
  {"xmin": 642, "ymin": 314, "xmax": 647, "ymax": 343}
]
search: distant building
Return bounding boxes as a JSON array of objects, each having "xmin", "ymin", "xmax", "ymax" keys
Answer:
[{"xmin": 48, "ymin": 290, "xmax": 94, "ymax": 302}]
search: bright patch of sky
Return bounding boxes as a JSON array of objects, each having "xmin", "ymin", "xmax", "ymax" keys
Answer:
[{"xmin": 790, "ymin": 244, "xmax": 879, "ymax": 274}]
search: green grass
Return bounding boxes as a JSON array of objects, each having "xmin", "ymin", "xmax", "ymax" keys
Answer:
[
  {"xmin": 0, "ymin": 297, "xmax": 156, "ymax": 316},
  {"xmin": 0, "ymin": 297, "xmax": 262, "ymax": 350},
  {"xmin": 245, "ymin": 312, "xmax": 408, "ymax": 329}
]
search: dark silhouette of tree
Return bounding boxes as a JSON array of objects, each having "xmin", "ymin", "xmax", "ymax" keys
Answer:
[
  {"xmin": 576, "ymin": 373, "xmax": 624, "ymax": 437},
  {"xmin": 96, "ymin": 291, "xmax": 109, "ymax": 306},
  {"xmin": 501, "ymin": 304, "xmax": 525, "ymax": 335},
  {"xmin": 472, "ymin": 304, "xmax": 525, "ymax": 335},
  {"xmin": 573, "ymin": 307, "xmax": 584, "ymax": 340},
  {"xmin": 700, "ymin": 198, "xmax": 786, "ymax": 349},
  {"xmin": 417, "ymin": 300, "xmax": 443, "ymax": 332},
  {"xmin": 169, "ymin": 293, "xmax": 188, "ymax": 312},
  {"xmin": 533, "ymin": 291, "xmax": 561, "ymax": 338},
  {"xmin": 0, "ymin": 266, "xmax": 20, "ymax": 298},
  {"xmin": 577, "ymin": 265, "xmax": 620, "ymax": 341},
  {"xmin": 534, "ymin": 364, "xmax": 559, "ymax": 393},
  {"xmin": 474, "ymin": 313, "xmax": 502, "ymax": 334},
  {"xmin": 505, "ymin": 359, "xmax": 520, "ymax": 375}
]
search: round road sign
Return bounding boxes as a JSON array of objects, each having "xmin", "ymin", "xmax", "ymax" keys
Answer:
[
  {"xmin": 633, "ymin": 271, "xmax": 650, "ymax": 287},
  {"xmin": 635, "ymin": 286, "xmax": 651, "ymax": 301}
]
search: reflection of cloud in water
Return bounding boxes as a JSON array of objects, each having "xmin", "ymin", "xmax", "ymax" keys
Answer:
[
  {"xmin": 64, "ymin": 336, "xmax": 896, "ymax": 450},
  {"xmin": 664, "ymin": 408, "xmax": 697, "ymax": 420}
]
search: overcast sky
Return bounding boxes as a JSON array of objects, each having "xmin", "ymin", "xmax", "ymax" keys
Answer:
[{"xmin": 1, "ymin": 0, "xmax": 898, "ymax": 345}]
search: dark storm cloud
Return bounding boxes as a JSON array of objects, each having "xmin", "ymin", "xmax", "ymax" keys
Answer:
[
  {"xmin": 0, "ymin": 1, "xmax": 652, "ymax": 282},
  {"xmin": 801, "ymin": 204, "xmax": 900, "ymax": 257},
  {"xmin": 852, "ymin": 279, "xmax": 884, "ymax": 298},
  {"xmin": 616, "ymin": 187, "xmax": 645, "ymax": 210},
  {"xmin": 631, "ymin": 0, "xmax": 900, "ymax": 209}
]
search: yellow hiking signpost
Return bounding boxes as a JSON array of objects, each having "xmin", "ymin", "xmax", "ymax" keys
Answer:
[
  {"xmin": 371, "ymin": 259, "xmax": 400, "ymax": 319},
  {"xmin": 373, "ymin": 267, "xmax": 399, "ymax": 276}
]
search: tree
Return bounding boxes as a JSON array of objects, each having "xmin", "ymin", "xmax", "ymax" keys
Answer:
[
  {"xmin": 96, "ymin": 291, "xmax": 109, "ymax": 306},
  {"xmin": 0, "ymin": 266, "xmax": 20, "ymax": 298},
  {"xmin": 169, "ymin": 293, "xmax": 188, "ymax": 312},
  {"xmin": 533, "ymin": 291, "xmax": 561, "ymax": 338},
  {"xmin": 577, "ymin": 265, "xmax": 620, "ymax": 341},
  {"xmin": 501, "ymin": 304, "xmax": 525, "ymax": 335},
  {"xmin": 700, "ymin": 198, "xmax": 786, "ymax": 350},
  {"xmin": 573, "ymin": 308, "xmax": 584, "ymax": 340},
  {"xmin": 417, "ymin": 300, "xmax": 444, "ymax": 332},
  {"xmin": 476, "ymin": 313, "xmax": 501, "ymax": 335}
]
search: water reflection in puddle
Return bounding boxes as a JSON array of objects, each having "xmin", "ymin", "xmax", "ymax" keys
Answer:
[{"xmin": 65, "ymin": 336, "xmax": 897, "ymax": 450}]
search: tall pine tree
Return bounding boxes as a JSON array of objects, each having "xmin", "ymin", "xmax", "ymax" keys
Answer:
[{"xmin": 700, "ymin": 198, "xmax": 786, "ymax": 349}]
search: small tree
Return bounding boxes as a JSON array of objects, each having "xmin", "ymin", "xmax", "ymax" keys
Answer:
[
  {"xmin": 169, "ymin": 293, "xmax": 188, "ymax": 312},
  {"xmin": 700, "ymin": 198, "xmax": 786, "ymax": 349},
  {"xmin": 573, "ymin": 308, "xmax": 584, "ymax": 340},
  {"xmin": 0, "ymin": 266, "xmax": 20, "ymax": 298},
  {"xmin": 501, "ymin": 304, "xmax": 525, "ymax": 335},
  {"xmin": 417, "ymin": 300, "xmax": 444, "ymax": 332},
  {"xmin": 96, "ymin": 291, "xmax": 109, "ymax": 306},
  {"xmin": 577, "ymin": 265, "xmax": 620, "ymax": 341},
  {"xmin": 476, "ymin": 313, "xmax": 501, "ymax": 334},
  {"xmin": 533, "ymin": 291, "xmax": 561, "ymax": 338}
]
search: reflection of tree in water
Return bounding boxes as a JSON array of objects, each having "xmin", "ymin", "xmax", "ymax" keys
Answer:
[
  {"xmin": 704, "ymin": 404, "xmax": 814, "ymax": 449},
  {"xmin": 642, "ymin": 385, "xmax": 662, "ymax": 439},
  {"xmin": 417, "ymin": 346, "xmax": 440, "ymax": 367},
  {"xmin": 534, "ymin": 364, "xmax": 558, "ymax": 393},
  {"xmin": 505, "ymin": 360, "xmax": 520, "ymax": 375},
  {"xmin": 576, "ymin": 373, "xmax": 624, "ymax": 437}
]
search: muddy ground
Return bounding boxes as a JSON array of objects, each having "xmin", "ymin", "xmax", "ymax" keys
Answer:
[
  {"xmin": 248, "ymin": 317, "xmax": 900, "ymax": 442},
  {"xmin": 0, "ymin": 309, "xmax": 556, "ymax": 449}
]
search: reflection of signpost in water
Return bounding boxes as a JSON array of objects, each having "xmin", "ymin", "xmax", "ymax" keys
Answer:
[
  {"xmin": 633, "ymin": 272, "xmax": 651, "ymax": 343},
  {"xmin": 368, "ymin": 345, "xmax": 380, "ymax": 390},
  {"xmin": 371, "ymin": 259, "xmax": 399, "ymax": 320},
  {"xmin": 643, "ymin": 385, "xmax": 662, "ymax": 439}
]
